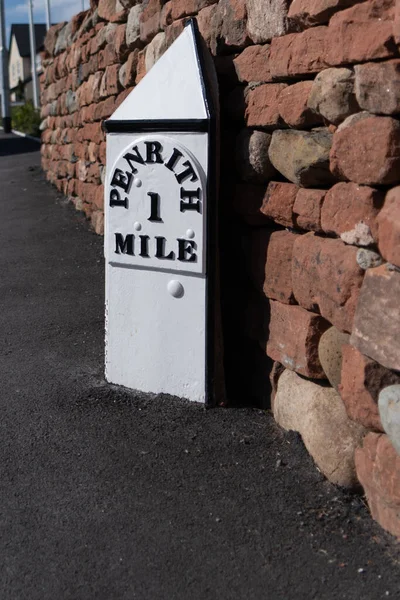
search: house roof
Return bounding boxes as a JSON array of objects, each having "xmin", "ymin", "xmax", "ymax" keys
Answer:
[{"xmin": 10, "ymin": 24, "xmax": 47, "ymax": 57}]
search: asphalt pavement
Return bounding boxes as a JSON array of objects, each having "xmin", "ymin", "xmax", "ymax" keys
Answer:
[{"xmin": 0, "ymin": 132, "xmax": 399, "ymax": 599}]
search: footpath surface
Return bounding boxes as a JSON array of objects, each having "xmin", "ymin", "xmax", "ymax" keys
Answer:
[{"xmin": 0, "ymin": 132, "xmax": 399, "ymax": 599}]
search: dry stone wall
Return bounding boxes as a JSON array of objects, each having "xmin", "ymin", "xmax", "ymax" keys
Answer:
[{"xmin": 40, "ymin": 0, "xmax": 400, "ymax": 537}]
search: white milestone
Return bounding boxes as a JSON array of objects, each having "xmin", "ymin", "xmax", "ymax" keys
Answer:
[{"xmin": 104, "ymin": 20, "xmax": 221, "ymax": 404}]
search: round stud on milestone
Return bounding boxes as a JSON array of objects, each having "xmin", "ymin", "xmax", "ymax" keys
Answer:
[{"xmin": 167, "ymin": 280, "xmax": 184, "ymax": 298}]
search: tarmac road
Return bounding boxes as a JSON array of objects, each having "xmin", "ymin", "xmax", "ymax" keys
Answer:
[{"xmin": 0, "ymin": 132, "xmax": 399, "ymax": 599}]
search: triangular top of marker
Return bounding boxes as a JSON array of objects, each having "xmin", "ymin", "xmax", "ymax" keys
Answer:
[{"xmin": 107, "ymin": 20, "xmax": 211, "ymax": 124}]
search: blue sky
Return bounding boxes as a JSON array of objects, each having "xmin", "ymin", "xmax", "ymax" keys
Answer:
[{"xmin": 5, "ymin": 0, "xmax": 90, "ymax": 43}]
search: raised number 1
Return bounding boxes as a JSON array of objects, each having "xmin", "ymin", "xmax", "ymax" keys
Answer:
[{"xmin": 147, "ymin": 192, "xmax": 162, "ymax": 222}]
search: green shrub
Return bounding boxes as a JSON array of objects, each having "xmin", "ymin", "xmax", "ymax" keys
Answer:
[{"xmin": 11, "ymin": 102, "xmax": 41, "ymax": 138}]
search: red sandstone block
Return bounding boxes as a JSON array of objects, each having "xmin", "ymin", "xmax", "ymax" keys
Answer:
[
  {"xmin": 261, "ymin": 181, "xmax": 298, "ymax": 227},
  {"xmin": 55, "ymin": 178, "xmax": 64, "ymax": 192},
  {"xmin": 288, "ymin": 0, "xmax": 360, "ymax": 29},
  {"xmin": 66, "ymin": 179, "xmax": 75, "ymax": 197},
  {"xmin": 164, "ymin": 18, "xmax": 188, "ymax": 50},
  {"xmin": 55, "ymin": 55, "xmax": 67, "ymax": 79},
  {"xmin": 355, "ymin": 59, "xmax": 400, "ymax": 115},
  {"xmin": 330, "ymin": 115, "xmax": 400, "ymax": 186},
  {"xmin": 64, "ymin": 116, "xmax": 74, "ymax": 129},
  {"xmin": 98, "ymin": 44, "xmax": 118, "ymax": 69},
  {"xmin": 325, "ymin": 21, "xmax": 395, "ymax": 66},
  {"xmin": 94, "ymin": 96, "xmax": 116, "ymax": 120},
  {"xmin": 99, "ymin": 142, "xmax": 107, "ymax": 165},
  {"xmin": 355, "ymin": 432, "xmax": 400, "ymax": 539},
  {"xmin": 86, "ymin": 163, "xmax": 102, "ymax": 184},
  {"xmin": 321, "ymin": 182, "xmax": 383, "ymax": 243},
  {"xmin": 44, "ymin": 63, "xmax": 55, "ymax": 85},
  {"xmin": 81, "ymin": 182, "xmax": 98, "ymax": 206},
  {"xmin": 140, "ymin": 0, "xmax": 162, "ymax": 43},
  {"xmin": 115, "ymin": 86, "xmax": 134, "ymax": 109},
  {"xmin": 73, "ymin": 142, "xmax": 88, "ymax": 161},
  {"xmin": 80, "ymin": 43, "xmax": 90, "ymax": 66},
  {"xmin": 135, "ymin": 50, "xmax": 146, "ymax": 83},
  {"xmin": 121, "ymin": 49, "xmax": 139, "ymax": 87},
  {"xmin": 57, "ymin": 161, "xmax": 69, "ymax": 179},
  {"xmin": 377, "ymin": 186, "xmax": 400, "ymax": 267},
  {"xmin": 61, "ymin": 145, "xmax": 76, "ymax": 162},
  {"xmin": 71, "ymin": 69, "xmax": 81, "ymax": 92},
  {"xmin": 88, "ymin": 141, "xmax": 99, "ymax": 163},
  {"xmin": 339, "ymin": 344, "xmax": 400, "ymax": 431},
  {"xmin": 70, "ymin": 10, "xmax": 87, "ymax": 37},
  {"xmin": 170, "ymin": 0, "xmax": 217, "ymax": 20},
  {"xmin": 264, "ymin": 230, "xmax": 300, "ymax": 304},
  {"xmin": 91, "ymin": 210, "xmax": 105, "ymax": 235},
  {"xmin": 42, "ymin": 130, "xmax": 52, "ymax": 144},
  {"xmin": 73, "ymin": 111, "xmax": 82, "ymax": 128},
  {"xmin": 395, "ymin": 0, "xmax": 400, "ymax": 42},
  {"xmin": 83, "ymin": 104, "xmax": 94, "ymax": 123},
  {"xmin": 87, "ymin": 71, "xmax": 104, "ymax": 104},
  {"xmin": 196, "ymin": 4, "xmax": 222, "ymax": 54},
  {"xmin": 79, "ymin": 122, "xmax": 102, "ymax": 144},
  {"xmin": 66, "ymin": 161, "xmax": 76, "ymax": 178},
  {"xmin": 245, "ymin": 83, "xmax": 287, "ymax": 127},
  {"xmin": 41, "ymin": 104, "xmax": 50, "ymax": 119},
  {"xmin": 233, "ymin": 45, "xmax": 273, "ymax": 83},
  {"xmin": 82, "ymin": 54, "xmax": 100, "ymax": 80},
  {"xmin": 63, "ymin": 179, "xmax": 70, "ymax": 195},
  {"xmin": 76, "ymin": 160, "xmax": 88, "ymax": 182},
  {"xmin": 292, "ymin": 232, "xmax": 364, "ymax": 332},
  {"xmin": 266, "ymin": 300, "xmax": 330, "ymax": 378},
  {"xmin": 293, "ymin": 188, "xmax": 325, "ymax": 231},
  {"xmin": 44, "ymin": 22, "xmax": 66, "ymax": 56},
  {"xmin": 98, "ymin": 0, "xmax": 127, "ymax": 22},
  {"xmin": 75, "ymin": 179, "xmax": 83, "ymax": 199},
  {"xmin": 115, "ymin": 24, "xmax": 128, "ymax": 60},
  {"xmin": 277, "ymin": 81, "xmax": 322, "ymax": 128},
  {"xmin": 66, "ymin": 128, "xmax": 78, "ymax": 144},
  {"xmin": 77, "ymin": 82, "xmax": 88, "ymax": 107},
  {"xmin": 350, "ymin": 264, "xmax": 400, "ymax": 371},
  {"xmin": 270, "ymin": 26, "xmax": 328, "ymax": 78},
  {"xmin": 100, "ymin": 63, "xmax": 121, "ymax": 98},
  {"xmin": 161, "ymin": 1, "xmax": 173, "ymax": 28},
  {"xmin": 219, "ymin": 0, "xmax": 250, "ymax": 49},
  {"xmin": 325, "ymin": 0, "xmax": 397, "ymax": 66},
  {"xmin": 90, "ymin": 31, "xmax": 101, "ymax": 55},
  {"xmin": 93, "ymin": 184, "xmax": 105, "ymax": 210}
]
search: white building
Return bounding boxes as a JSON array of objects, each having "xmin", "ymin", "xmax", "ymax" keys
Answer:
[{"xmin": 8, "ymin": 24, "xmax": 46, "ymax": 103}]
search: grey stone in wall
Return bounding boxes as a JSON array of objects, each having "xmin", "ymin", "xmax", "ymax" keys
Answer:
[
  {"xmin": 318, "ymin": 326, "xmax": 350, "ymax": 392},
  {"xmin": 274, "ymin": 369, "xmax": 366, "ymax": 488},
  {"xmin": 307, "ymin": 68, "xmax": 359, "ymax": 126},
  {"xmin": 145, "ymin": 32, "xmax": 166, "ymax": 72},
  {"xmin": 379, "ymin": 385, "xmax": 400, "ymax": 456},
  {"xmin": 268, "ymin": 128, "xmax": 336, "ymax": 187},
  {"xmin": 356, "ymin": 248, "xmax": 384, "ymax": 270},
  {"xmin": 246, "ymin": 0, "xmax": 290, "ymax": 43},
  {"xmin": 126, "ymin": 4, "xmax": 144, "ymax": 48},
  {"xmin": 236, "ymin": 129, "xmax": 277, "ymax": 183}
]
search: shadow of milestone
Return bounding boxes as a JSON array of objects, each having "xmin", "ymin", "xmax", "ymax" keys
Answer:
[{"xmin": 0, "ymin": 134, "xmax": 40, "ymax": 157}]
